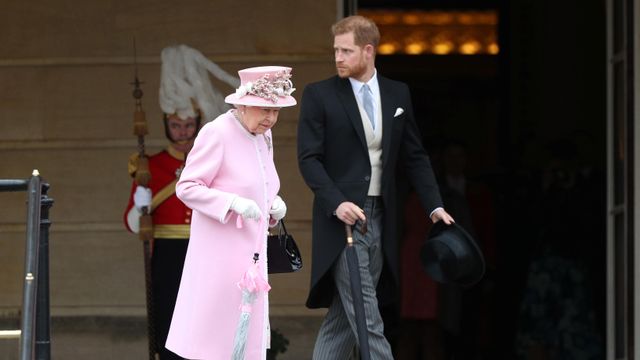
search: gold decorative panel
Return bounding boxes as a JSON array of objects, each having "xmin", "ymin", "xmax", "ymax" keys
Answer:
[{"xmin": 359, "ymin": 10, "xmax": 499, "ymax": 55}]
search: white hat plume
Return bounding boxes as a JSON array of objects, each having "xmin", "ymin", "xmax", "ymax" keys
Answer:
[{"xmin": 159, "ymin": 45, "xmax": 240, "ymax": 122}]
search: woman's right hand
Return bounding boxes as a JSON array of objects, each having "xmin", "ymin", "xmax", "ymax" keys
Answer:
[{"xmin": 230, "ymin": 196, "xmax": 263, "ymax": 221}]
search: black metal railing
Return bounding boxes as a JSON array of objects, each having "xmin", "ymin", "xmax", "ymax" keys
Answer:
[{"xmin": 0, "ymin": 170, "xmax": 54, "ymax": 360}]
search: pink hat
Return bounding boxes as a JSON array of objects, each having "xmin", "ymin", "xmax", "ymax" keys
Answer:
[{"xmin": 224, "ymin": 66, "xmax": 297, "ymax": 108}]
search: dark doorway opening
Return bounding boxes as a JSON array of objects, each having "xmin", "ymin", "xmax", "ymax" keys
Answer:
[{"xmin": 359, "ymin": 1, "xmax": 608, "ymax": 359}]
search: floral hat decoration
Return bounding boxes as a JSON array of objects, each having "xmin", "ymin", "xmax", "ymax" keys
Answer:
[{"xmin": 224, "ymin": 66, "xmax": 296, "ymax": 108}]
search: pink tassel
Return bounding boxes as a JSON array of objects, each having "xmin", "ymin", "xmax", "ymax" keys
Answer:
[{"xmin": 237, "ymin": 262, "xmax": 271, "ymax": 293}]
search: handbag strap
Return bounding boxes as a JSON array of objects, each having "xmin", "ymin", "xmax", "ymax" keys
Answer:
[{"xmin": 279, "ymin": 219, "xmax": 288, "ymax": 235}]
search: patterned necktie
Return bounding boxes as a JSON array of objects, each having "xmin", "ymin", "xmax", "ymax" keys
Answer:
[{"xmin": 362, "ymin": 84, "xmax": 375, "ymax": 130}]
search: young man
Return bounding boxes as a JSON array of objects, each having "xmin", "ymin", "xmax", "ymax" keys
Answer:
[{"xmin": 297, "ymin": 15, "xmax": 454, "ymax": 359}]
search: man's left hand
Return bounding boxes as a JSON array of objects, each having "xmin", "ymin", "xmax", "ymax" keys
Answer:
[{"xmin": 430, "ymin": 208, "xmax": 455, "ymax": 224}]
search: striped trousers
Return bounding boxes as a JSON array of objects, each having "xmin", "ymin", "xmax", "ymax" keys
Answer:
[{"xmin": 313, "ymin": 196, "xmax": 394, "ymax": 360}]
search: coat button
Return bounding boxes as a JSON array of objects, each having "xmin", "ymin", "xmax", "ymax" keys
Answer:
[{"xmin": 365, "ymin": 176, "xmax": 371, "ymax": 181}]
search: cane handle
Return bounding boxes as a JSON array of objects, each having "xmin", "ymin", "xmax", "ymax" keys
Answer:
[{"xmin": 345, "ymin": 224, "xmax": 353, "ymax": 246}]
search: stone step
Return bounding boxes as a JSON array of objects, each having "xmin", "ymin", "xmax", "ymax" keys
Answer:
[{"xmin": 0, "ymin": 315, "xmax": 323, "ymax": 360}]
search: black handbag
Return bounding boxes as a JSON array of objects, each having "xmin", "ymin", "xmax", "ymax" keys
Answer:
[{"xmin": 267, "ymin": 220, "xmax": 303, "ymax": 274}]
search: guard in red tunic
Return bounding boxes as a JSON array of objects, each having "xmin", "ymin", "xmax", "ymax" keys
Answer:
[{"xmin": 124, "ymin": 113, "xmax": 198, "ymax": 360}]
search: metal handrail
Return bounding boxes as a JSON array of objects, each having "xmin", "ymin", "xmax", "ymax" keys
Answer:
[
  {"xmin": 0, "ymin": 179, "xmax": 28, "ymax": 192},
  {"xmin": 0, "ymin": 330, "xmax": 21, "ymax": 339},
  {"xmin": 19, "ymin": 171, "xmax": 42, "ymax": 360},
  {"xmin": 0, "ymin": 170, "xmax": 52, "ymax": 360}
]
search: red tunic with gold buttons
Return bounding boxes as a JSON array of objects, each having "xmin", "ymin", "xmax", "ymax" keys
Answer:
[{"xmin": 124, "ymin": 146, "xmax": 192, "ymax": 238}]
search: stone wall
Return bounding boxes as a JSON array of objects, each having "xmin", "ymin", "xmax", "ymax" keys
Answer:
[{"xmin": 0, "ymin": 0, "xmax": 338, "ymax": 318}]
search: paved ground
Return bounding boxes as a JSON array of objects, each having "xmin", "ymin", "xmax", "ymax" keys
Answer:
[{"xmin": 0, "ymin": 315, "xmax": 324, "ymax": 360}]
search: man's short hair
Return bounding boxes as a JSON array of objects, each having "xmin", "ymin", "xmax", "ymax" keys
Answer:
[{"xmin": 331, "ymin": 15, "xmax": 380, "ymax": 49}]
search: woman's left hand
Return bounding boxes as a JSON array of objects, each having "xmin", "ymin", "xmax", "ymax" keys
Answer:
[{"xmin": 269, "ymin": 195, "xmax": 287, "ymax": 221}]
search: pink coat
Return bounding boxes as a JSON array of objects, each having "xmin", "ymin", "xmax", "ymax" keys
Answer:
[{"xmin": 166, "ymin": 110, "xmax": 280, "ymax": 359}]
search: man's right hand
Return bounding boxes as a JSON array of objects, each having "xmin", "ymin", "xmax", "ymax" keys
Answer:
[
  {"xmin": 133, "ymin": 186, "xmax": 152, "ymax": 211},
  {"xmin": 230, "ymin": 196, "xmax": 263, "ymax": 221},
  {"xmin": 335, "ymin": 201, "xmax": 366, "ymax": 225}
]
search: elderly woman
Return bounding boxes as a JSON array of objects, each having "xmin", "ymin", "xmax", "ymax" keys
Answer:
[{"xmin": 165, "ymin": 66, "xmax": 296, "ymax": 359}]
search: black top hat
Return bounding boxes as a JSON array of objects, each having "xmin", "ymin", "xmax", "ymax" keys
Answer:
[{"xmin": 420, "ymin": 221, "xmax": 486, "ymax": 287}]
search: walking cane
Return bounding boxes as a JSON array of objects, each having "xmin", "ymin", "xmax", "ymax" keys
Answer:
[
  {"xmin": 345, "ymin": 221, "xmax": 371, "ymax": 360},
  {"xmin": 130, "ymin": 38, "xmax": 159, "ymax": 360}
]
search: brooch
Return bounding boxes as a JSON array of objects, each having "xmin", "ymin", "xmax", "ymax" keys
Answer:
[{"xmin": 263, "ymin": 135, "xmax": 272, "ymax": 153}]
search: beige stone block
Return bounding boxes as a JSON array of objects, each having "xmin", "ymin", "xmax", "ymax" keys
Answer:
[
  {"xmin": 273, "ymin": 143, "xmax": 314, "ymax": 222},
  {"xmin": 50, "ymin": 230, "xmax": 145, "ymax": 308},
  {"xmin": 1, "ymin": 1, "xmax": 336, "ymax": 59},
  {"xmin": 0, "ymin": 61, "xmax": 335, "ymax": 143},
  {"xmin": 0, "ymin": 232, "xmax": 26, "ymax": 308},
  {"xmin": 0, "ymin": 147, "xmax": 139, "ymax": 224},
  {"xmin": 0, "ymin": 65, "xmax": 229, "ymax": 142},
  {"xmin": 0, "ymin": 228, "xmax": 145, "ymax": 310}
]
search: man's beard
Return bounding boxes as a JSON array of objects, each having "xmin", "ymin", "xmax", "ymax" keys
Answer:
[{"xmin": 336, "ymin": 59, "xmax": 367, "ymax": 79}]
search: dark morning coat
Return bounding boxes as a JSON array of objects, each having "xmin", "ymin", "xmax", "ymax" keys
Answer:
[{"xmin": 297, "ymin": 74, "xmax": 443, "ymax": 309}]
